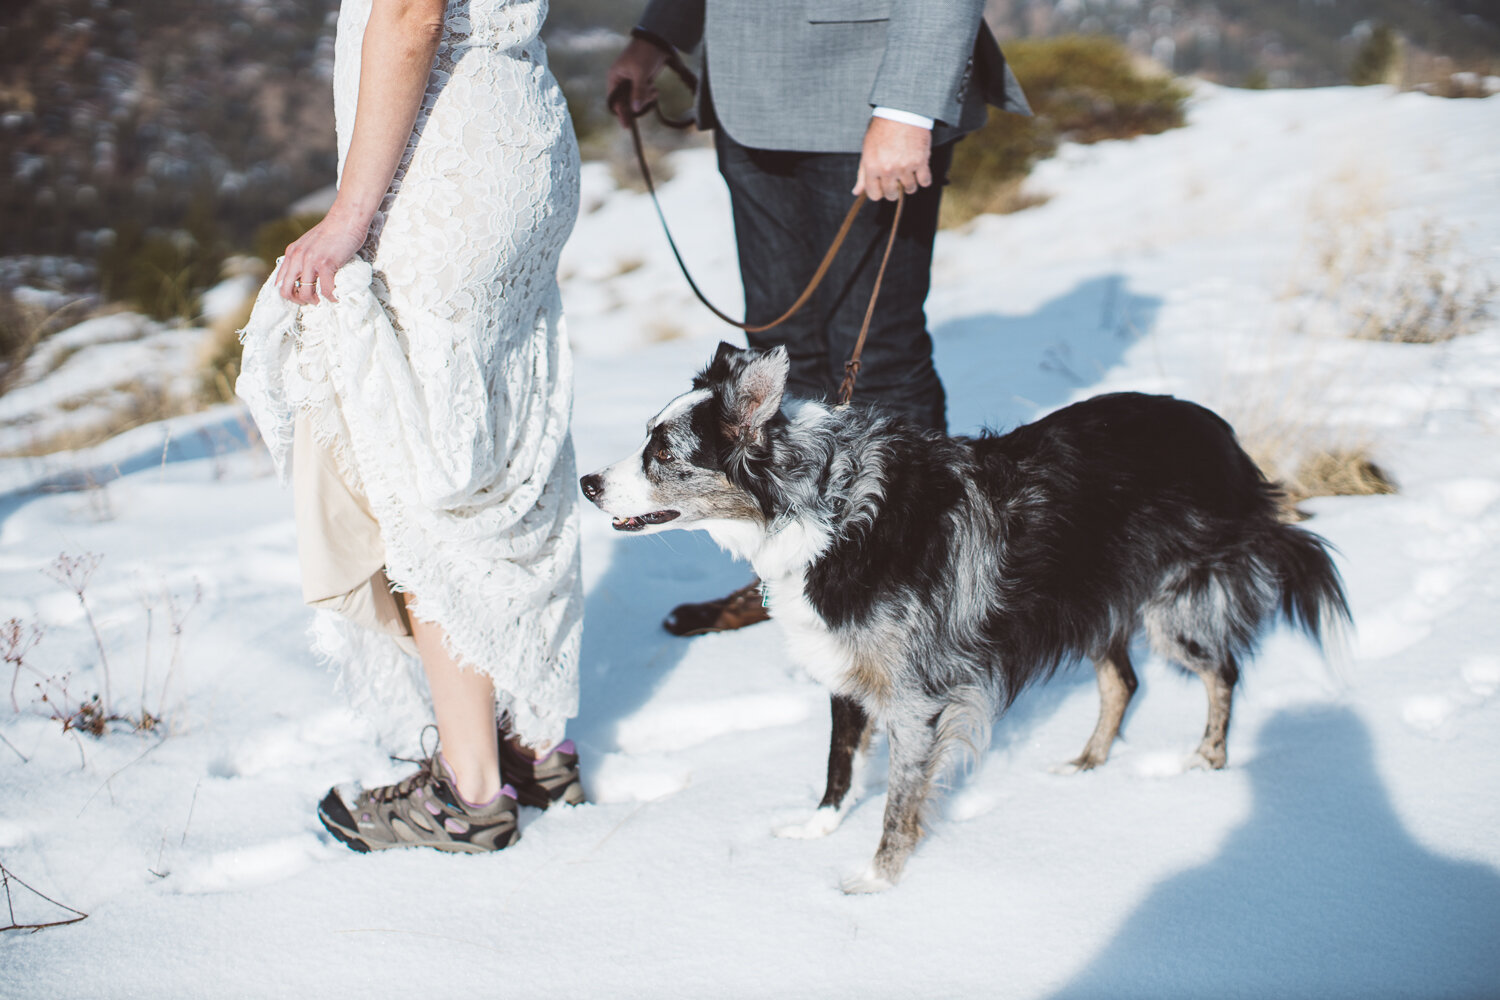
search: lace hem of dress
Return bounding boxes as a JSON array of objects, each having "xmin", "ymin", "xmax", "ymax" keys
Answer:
[{"xmin": 237, "ymin": 258, "xmax": 581, "ymax": 748}]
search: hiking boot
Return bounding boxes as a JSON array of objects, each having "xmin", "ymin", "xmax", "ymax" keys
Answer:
[
  {"xmin": 502, "ymin": 738, "xmax": 585, "ymax": 809},
  {"xmin": 662, "ymin": 578, "xmax": 770, "ymax": 637},
  {"xmin": 317, "ymin": 751, "xmax": 519, "ymax": 854}
]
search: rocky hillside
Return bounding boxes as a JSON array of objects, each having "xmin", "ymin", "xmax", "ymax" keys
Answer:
[
  {"xmin": 0, "ymin": 0, "xmax": 340, "ymax": 266},
  {"xmin": 0, "ymin": 0, "xmax": 1494, "ymax": 292},
  {"xmin": 984, "ymin": 0, "xmax": 1500, "ymax": 88}
]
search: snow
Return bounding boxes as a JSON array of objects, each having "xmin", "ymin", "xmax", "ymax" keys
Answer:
[
  {"xmin": 3, "ymin": 85, "xmax": 1499, "ymax": 997},
  {"xmin": 0, "ymin": 313, "xmax": 206, "ymax": 457}
]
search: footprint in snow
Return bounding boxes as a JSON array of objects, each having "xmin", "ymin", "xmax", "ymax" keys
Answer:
[
  {"xmin": 1400, "ymin": 655, "xmax": 1500, "ymax": 738},
  {"xmin": 584, "ymin": 752, "xmax": 692, "ymax": 804},
  {"xmin": 171, "ymin": 835, "xmax": 328, "ymax": 894}
]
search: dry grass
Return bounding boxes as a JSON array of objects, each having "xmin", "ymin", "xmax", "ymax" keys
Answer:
[
  {"xmin": 606, "ymin": 130, "xmax": 685, "ymax": 193},
  {"xmin": 1290, "ymin": 179, "xmax": 1495, "ymax": 344},
  {"xmin": 0, "ymin": 292, "xmax": 97, "ymax": 395},
  {"xmin": 1, "ymin": 259, "xmax": 261, "ymax": 458},
  {"xmin": 943, "ymin": 35, "xmax": 1189, "ymax": 228},
  {"xmin": 611, "ymin": 255, "xmax": 646, "ymax": 278},
  {"xmin": 1, "ymin": 380, "xmax": 183, "ymax": 458},
  {"xmin": 1205, "ymin": 173, "xmax": 1424, "ymax": 518},
  {"xmin": 939, "ymin": 177, "xmax": 1051, "ymax": 230},
  {"xmin": 643, "ymin": 318, "xmax": 688, "ymax": 343},
  {"xmin": 197, "ymin": 293, "xmax": 254, "ymax": 406},
  {"xmin": 1245, "ymin": 432, "xmax": 1398, "ymax": 519},
  {"xmin": 1289, "ymin": 448, "xmax": 1398, "ymax": 503}
]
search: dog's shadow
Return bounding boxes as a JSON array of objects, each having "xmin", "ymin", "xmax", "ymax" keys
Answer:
[{"xmin": 1050, "ymin": 706, "xmax": 1500, "ymax": 998}]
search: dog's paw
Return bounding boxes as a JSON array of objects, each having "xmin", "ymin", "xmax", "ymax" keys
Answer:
[
  {"xmin": 1048, "ymin": 756, "xmax": 1101, "ymax": 776},
  {"xmin": 840, "ymin": 866, "xmax": 895, "ymax": 894},
  {"xmin": 774, "ymin": 806, "xmax": 844, "ymax": 840},
  {"xmin": 1185, "ymin": 750, "xmax": 1227, "ymax": 771}
]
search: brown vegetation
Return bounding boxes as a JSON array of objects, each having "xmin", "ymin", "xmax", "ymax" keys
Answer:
[{"xmin": 943, "ymin": 36, "xmax": 1190, "ymax": 227}]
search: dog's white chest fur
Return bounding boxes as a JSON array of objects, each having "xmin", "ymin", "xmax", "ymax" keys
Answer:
[
  {"xmin": 703, "ymin": 517, "xmax": 856, "ymax": 691},
  {"xmin": 764, "ymin": 570, "xmax": 858, "ymax": 690}
]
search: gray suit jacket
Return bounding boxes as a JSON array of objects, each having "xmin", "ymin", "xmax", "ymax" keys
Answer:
[{"xmin": 637, "ymin": 0, "xmax": 1030, "ymax": 153}]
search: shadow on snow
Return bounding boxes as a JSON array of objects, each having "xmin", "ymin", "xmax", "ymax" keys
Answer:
[{"xmin": 1053, "ymin": 706, "xmax": 1500, "ymax": 1000}]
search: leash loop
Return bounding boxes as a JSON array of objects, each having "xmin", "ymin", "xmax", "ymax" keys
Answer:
[{"xmin": 609, "ymin": 71, "xmax": 906, "ymax": 403}]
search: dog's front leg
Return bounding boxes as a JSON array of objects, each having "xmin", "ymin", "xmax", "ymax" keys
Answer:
[
  {"xmin": 841, "ymin": 714, "xmax": 936, "ymax": 894},
  {"xmin": 774, "ymin": 694, "xmax": 870, "ymax": 840}
]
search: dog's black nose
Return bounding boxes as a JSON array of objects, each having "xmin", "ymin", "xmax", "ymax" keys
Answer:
[{"xmin": 579, "ymin": 474, "xmax": 604, "ymax": 502}]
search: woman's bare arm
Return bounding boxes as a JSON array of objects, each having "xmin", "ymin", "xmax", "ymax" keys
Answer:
[{"xmin": 278, "ymin": 0, "xmax": 448, "ymax": 305}]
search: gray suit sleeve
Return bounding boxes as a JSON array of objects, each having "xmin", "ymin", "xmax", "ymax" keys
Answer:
[
  {"xmin": 869, "ymin": 0, "xmax": 986, "ymax": 125},
  {"xmin": 637, "ymin": 0, "xmax": 706, "ymax": 53}
]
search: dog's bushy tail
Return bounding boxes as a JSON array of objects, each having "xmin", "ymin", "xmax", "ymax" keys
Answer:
[{"xmin": 1264, "ymin": 523, "xmax": 1353, "ymax": 650}]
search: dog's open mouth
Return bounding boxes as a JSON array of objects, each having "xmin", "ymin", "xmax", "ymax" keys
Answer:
[{"xmin": 611, "ymin": 510, "xmax": 680, "ymax": 532}]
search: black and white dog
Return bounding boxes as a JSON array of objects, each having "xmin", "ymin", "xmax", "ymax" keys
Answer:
[{"xmin": 580, "ymin": 343, "xmax": 1351, "ymax": 892}]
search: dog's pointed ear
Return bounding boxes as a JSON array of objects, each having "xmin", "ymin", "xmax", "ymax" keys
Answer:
[
  {"xmin": 713, "ymin": 341, "xmax": 742, "ymax": 367},
  {"xmin": 724, "ymin": 346, "xmax": 789, "ymax": 446},
  {"xmin": 696, "ymin": 341, "xmax": 749, "ymax": 390}
]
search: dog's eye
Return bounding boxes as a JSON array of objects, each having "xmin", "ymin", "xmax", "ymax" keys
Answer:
[{"xmin": 656, "ymin": 448, "xmax": 675, "ymax": 464}]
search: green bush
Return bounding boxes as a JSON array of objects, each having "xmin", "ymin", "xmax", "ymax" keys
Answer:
[{"xmin": 945, "ymin": 35, "xmax": 1190, "ymax": 226}]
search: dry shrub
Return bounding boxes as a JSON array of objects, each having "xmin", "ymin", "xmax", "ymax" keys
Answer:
[
  {"xmin": 940, "ymin": 176, "xmax": 1050, "ymax": 229},
  {"xmin": 0, "ymin": 291, "xmax": 94, "ymax": 395},
  {"xmin": 944, "ymin": 35, "xmax": 1189, "ymax": 227},
  {"xmin": 2, "ymin": 380, "xmax": 181, "ymax": 458},
  {"xmin": 0, "ymin": 292, "xmax": 48, "ymax": 394},
  {"xmin": 1290, "ymin": 448, "xmax": 1397, "ymax": 504},
  {"xmin": 1293, "ymin": 189, "xmax": 1495, "ymax": 344},
  {"xmin": 1241, "ymin": 427, "xmax": 1398, "ymax": 520},
  {"xmin": 1350, "ymin": 24, "xmax": 1404, "ymax": 87},
  {"xmin": 1348, "ymin": 223, "xmax": 1495, "ymax": 343},
  {"xmin": 612, "ymin": 255, "xmax": 646, "ymax": 278},
  {"xmin": 198, "ymin": 293, "xmax": 255, "ymax": 406},
  {"xmin": 606, "ymin": 127, "xmax": 690, "ymax": 193},
  {"xmin": 644, "ymin": 318, "xmax": 688, "ymax": 343},
  {"xmin": 1410, "ymin": 70, "xmax": 1500, "ymax": 99}
]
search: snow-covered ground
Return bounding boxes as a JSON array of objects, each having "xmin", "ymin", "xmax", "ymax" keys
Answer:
[{"xmin": 2, "ymin": 85, "xmax": 1499, "ymax": 998}]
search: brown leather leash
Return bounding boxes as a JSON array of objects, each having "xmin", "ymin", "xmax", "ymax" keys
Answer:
[{"xmin": 609, "ymin": 77, "xmax": 905, "ymax": 406}]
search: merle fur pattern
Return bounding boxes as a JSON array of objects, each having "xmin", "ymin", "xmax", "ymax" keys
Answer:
[{"xmin": 579, "ymin": 343, "xmax": 1352, "ymax": 892}]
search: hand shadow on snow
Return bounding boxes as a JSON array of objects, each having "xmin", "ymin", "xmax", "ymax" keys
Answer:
[
  {"xmin": 1052, "ymin": 706, "xmax": 1500, "ymax": 1000},
  {"xmin": 573, "ymin": 274, "xmax": 1160, "ymax": 758},
  {"xmin": 936, "ymin": 273, "xmax": 1158, "ymax": 436}
]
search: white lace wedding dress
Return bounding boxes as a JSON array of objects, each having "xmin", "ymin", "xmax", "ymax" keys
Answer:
[{"xmin": 237, "ymin": 0, "xmax": 582, "ymax": 747}]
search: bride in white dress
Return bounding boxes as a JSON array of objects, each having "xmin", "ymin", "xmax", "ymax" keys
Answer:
[{"xmin": 237, "ymin": 0, "xmax": 584, "ymax": 852}]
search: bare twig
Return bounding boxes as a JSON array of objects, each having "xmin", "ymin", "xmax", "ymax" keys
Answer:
[
  {"xmin": 44, "ymin": 553, "xmax": 112, "ymax": 718},
  {"xmin": 138, "ymin": 595, "xmax": 154, "ymax": 724},
  {"xmin": 156, "ymin": 579, "xmax": 201, "ymax": 717},
  {"xmin": 1, "ymin": 861, "xmax": 88, "ymax": 933},
  {"xmin": 4, "ymin": 617, "xmax": 43, "ymax": 713},
  {"xmin": 180, "ymin": 779, "xmax": 202, "ymax": 847},
  {"xmin": 0, "ymin": 730, "xmax": 27, "ymax": 764},
  {"xmin": 77, "ymin": 736, "xmax": 166, "ymax": 817}
]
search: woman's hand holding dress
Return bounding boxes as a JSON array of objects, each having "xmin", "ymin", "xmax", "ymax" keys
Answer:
[{"xmin": 278, "ymin": 0, "xmax": 448, "ymax": 307}]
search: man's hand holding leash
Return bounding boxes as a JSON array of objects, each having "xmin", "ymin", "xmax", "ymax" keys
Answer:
[
  {"xmin": 607, "ymin": 36, "xmax": 671, "ymax": 129},
  {"xmin": 854, "ymin": 116, "xmax": 933, "ymax": 201},
  {"xmin": 606, "ymin": 35, "xmax": 933, "ymax": 202}
]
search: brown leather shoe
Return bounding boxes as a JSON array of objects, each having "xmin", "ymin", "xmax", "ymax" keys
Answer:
[{"xmin": 663, "ymin": 578, "xmax": 771, "ymax": 636}]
